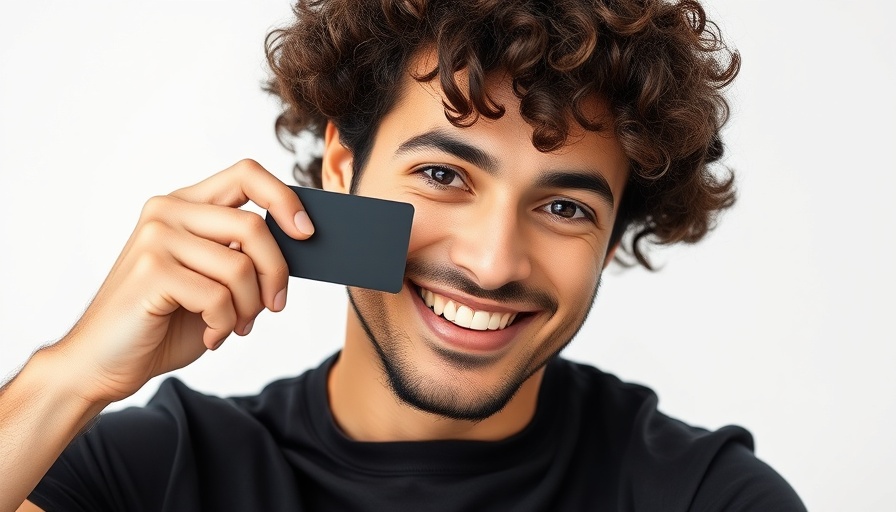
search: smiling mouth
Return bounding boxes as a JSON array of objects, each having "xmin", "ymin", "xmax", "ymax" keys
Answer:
[{"xmin": 417, "ymin": 286, "xmax": 523, "ymax": 331}]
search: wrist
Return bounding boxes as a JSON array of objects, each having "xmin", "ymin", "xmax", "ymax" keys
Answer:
[
  {"xmin": 25, "ymin": 345, "xmax": 111, "ymax": 425},
  {"xmin": 0, "ymin": 345, "xmax": 109, "ymax": 510}
]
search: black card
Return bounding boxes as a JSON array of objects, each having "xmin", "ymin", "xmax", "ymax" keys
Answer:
[{"xmin": 265, "ymin": 186, "xmax": 414, "ymax": 293}]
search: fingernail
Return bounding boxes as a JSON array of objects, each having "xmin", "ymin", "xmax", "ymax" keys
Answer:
[
  {"xmin": 211, "ymin": 337, "xmax": 226, "ymax": 351},
  {"xmin": 273, "ymin": 288, "xmax": 287, "ymax": 312},
  {"xmin": 294, "ymin": 211, "xmax": 315, "ymax": 236},
  {"xmin": 242, "ymin": 319, "xmax": 255, "ymax": 336}
]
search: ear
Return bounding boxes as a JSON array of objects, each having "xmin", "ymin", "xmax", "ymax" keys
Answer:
[
  {"xmin": 321, "ymin": 121, "xmax": 354, "ymax": 193},
  {"xmin": 602, "ymin": 241, "xmax": 621, "ymax": 270}
]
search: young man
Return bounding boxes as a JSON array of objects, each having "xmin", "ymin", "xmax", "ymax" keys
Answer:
[{"xmin": 2, "ymin": 0, "xmax": 805, "ymax": 510}]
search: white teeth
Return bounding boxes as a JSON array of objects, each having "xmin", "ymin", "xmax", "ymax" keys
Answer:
[
  {"xmin": 433, "ymin": 294, "xmax": 446, "ymax": 316},
  {"xmin": 443, "ymin": 300, "xmax": 457, "ymax": 321},
  {"xmin": 487, "ymin": 313, "xmax": 501, "ymax": 330},
  {"xmin": 454, "ymin": 305, "xmax": 474, "ymax": 328},
  {"xmin": 470, "ymin": 310, "xmax": 491, "ymax": 331},
  {"xmin": 418, "ymin": 286, "xmax": 522, "ymax": 331},
  {"xmin": 499, "ymin": 312, "xmax": 511, "ymax": 329}
]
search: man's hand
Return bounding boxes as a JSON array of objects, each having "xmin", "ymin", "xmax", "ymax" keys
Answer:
[
  {"xmin": 2, "ymin": 159, "xmax": 313, "ymax": 512},
  {"xmin": 56, "ymin": 159, "xmax": 314, "ymax": 404}
]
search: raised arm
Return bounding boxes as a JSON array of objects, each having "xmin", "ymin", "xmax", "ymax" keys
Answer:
[{"xmin": 1, "ymin": 159, "xmax": 313, "ymax": 511}]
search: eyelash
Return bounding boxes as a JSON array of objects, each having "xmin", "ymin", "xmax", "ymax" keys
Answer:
[
  {"xmin": 415, "ymin": 165, "xmax": 598, "ymax": 225},
  {"xmin": 541, "ymin": 199, "xmax": 596, "ymax": 224},
  {"xmin": 416, "ymin": 165, "xmax": 469, "ymax": 191}
]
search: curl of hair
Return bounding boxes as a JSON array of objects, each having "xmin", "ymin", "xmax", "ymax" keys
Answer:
[{"xmin": 265, "ymin": 0, "xmax": 740, "ymax": 269}]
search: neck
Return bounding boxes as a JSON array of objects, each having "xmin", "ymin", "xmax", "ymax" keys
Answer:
[{"xmin": 328, "ymin": 304, "xmax": 544, "ymax": 442}]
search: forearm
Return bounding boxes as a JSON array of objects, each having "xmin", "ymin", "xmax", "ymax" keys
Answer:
[
  {"xmin": 0, "ymin": 347, "xmax": 108, "ymax": 512},
  {"xmin": 0, "ymin": 162, "xmax": 297, "ymax": 511}
]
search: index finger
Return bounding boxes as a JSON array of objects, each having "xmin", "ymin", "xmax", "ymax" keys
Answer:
[{"xmin": 170, "ymin": 159, "xmax": 315, "ymax": 239}]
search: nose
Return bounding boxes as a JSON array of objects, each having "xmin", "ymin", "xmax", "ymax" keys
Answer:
[{"xmin": 448, "ymin": 199, "xmax": 532, "ymax": 290}]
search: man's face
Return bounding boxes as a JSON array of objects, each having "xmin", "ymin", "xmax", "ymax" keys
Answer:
[{"xmin": 324, "ymin": 61, "xmax": 629, "ymax": 421}]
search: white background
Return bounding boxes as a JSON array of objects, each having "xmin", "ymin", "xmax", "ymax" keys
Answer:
[{"xmin": 1, "ymin": 1, "xmax": 894, "ymax": 510}]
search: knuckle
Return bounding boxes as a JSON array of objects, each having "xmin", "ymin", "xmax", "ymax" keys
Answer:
[
  {"xmin": 139, "ymin": 195, "xmax": 169, "ymax": 221},
  {"xmin": 132, "ymin": 251, "xmax": 165, "ymax": 277},
  {"xmin": 235, "ymin": 158, "xmax": 262, "ymax": 174},
  {"xmin": 230, "ymin": 210, "xmax": 267, "ymax": 240},
  {"xmin": 229, "ymin": 253, "xmax": 256, "ymax": 280},
  {"xmin": 242, "ymin": 211, "xmax": 268, "ymax": 235},
  {"xmin": 207, "ymin": 284, "xmax": 232, "ymax": 311},
  {"xmin": 134, "ymin": 219, "xmax": 170, "ymax": 245},
  {"xmin": 274, "ymin": 186, "xmax": 300, "ymax": 208},
  {"xmin": 269, "ymin": 261, "xmax": 290, "ymax": 282}
]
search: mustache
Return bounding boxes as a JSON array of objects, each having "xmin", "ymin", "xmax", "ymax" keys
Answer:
[{"xmin": 404, "ymin": 258, "xmax": 558, "ymax": 315}]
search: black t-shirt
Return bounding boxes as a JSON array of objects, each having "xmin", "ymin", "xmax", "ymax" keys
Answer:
[{"xmin": 29, "ymin": 354, "xmax": 806, "ymax": 511}]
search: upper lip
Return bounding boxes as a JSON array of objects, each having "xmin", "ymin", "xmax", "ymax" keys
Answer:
[{"xmin": 410, "ymin": 280, "xmax": 538, "ymax": 315}]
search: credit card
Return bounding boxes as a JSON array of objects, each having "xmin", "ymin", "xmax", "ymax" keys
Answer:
[{"xmin": 265, "ymin": 186, "xmax": 414, "ymax": 293}]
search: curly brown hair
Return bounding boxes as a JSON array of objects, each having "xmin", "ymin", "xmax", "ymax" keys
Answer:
[{"xmin": 265, "ymin": 0, "xmax": 740, "ymax": 269}]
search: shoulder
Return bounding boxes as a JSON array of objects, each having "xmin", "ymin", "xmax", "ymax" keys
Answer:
[
  {"xmin": 30, "ymin": 357, "xmax": 333, "ymax": 511},
  {"xmin": 690, "ymin": 441, "xmax": 807, "ymax": 512},
  {"xmin": 552, "ymin": 358, "xmax": 806, "ymax": 511}
]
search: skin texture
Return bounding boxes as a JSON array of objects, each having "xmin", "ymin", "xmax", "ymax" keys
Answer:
[
  {"xmin": 8, "ymin": 54, "xmax": 629, "ymax": 512},
  {"xmin": 6, "ymin": 161, "xmax": 312, "ymax": 512},
  {"xmin": 325, "ymin": 59, "xmax": 629, "ymax": 442}
]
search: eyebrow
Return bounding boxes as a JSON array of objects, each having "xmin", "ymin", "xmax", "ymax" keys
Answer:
[
  {"xmin": 395, "ymin": 129, "xmax": 615, "ymax": 209},
  {"xmin": 535, "ymin": 172, "xmax": 615, "ymax": 210},
  {"xmin": 395, "ymin": 129, "xmax": 499, "ymax": 174}
]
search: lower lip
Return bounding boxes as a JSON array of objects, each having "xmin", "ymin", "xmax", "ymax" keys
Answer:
[{"xmin": 409, "ymin": 282, "xmax": 529, "ymax": 354}]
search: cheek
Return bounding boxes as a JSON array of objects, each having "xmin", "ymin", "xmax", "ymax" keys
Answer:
[
  {"xmin": 404, "ymin": 198, "xmax": 455, "ymax": 254},
  {"xmin": 535, "ymin": 239, "xmax": 603, "ymax": 301}
]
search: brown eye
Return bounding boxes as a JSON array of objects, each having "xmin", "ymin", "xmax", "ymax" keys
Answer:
[
  {"xmin": 549, "ymin": 200, "xmax": 581, "ymax": 219},
  {"xmin": 431, "ymin": 167, "xmax": 456, "ymax": 185},
  {"xmin": 420, "ymin": 165, "xmax": 467, "ymax": 189}
]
